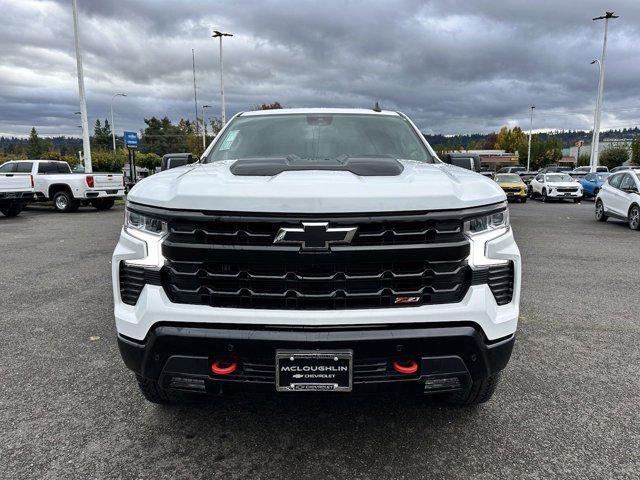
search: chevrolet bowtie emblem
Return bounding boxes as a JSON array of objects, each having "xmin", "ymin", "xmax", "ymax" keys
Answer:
[{"xmin": 274, "ymin": 222, "xmax": 357, "ymax": 251}]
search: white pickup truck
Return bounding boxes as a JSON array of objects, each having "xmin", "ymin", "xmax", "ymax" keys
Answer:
[
  {"xmin": 113, "ymin": 108, "xmax": 521, "ymax": 407},
  {"xmin": 0, "ymin": 160, "xmax": 125, "ymax": 212},
  {"xmin": 0, "ymin": 162, "xmax": 35, "ymax": 217}
]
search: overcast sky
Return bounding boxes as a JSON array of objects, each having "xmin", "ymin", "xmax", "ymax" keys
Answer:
[{"xmin": 2, "ymin": 0, "xmax": 640, "ymax": 137}]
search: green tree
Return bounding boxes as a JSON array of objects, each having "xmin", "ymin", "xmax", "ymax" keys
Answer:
[
  {"xmin": 140, "ymin": 116, "xmax": 188, "ymax": 156},
  {"xmin": 495, "ymin": 126, "xmax": 527, "ymax": 153},
  {"xmin": 92, "ymin": 119, "xmax": 112, "ymax": 151},
  {"xmin": 577, "ymin": 153, "xmax": 590, "ymax": 166},
  {"xmin": 26, "ymin": 127, "xmax": 45, "ymax": 159},
  {"xmin": 136, "ymin": 152, "xmax": 162, "ymax": 172},
  {"xmin": 599, "ymin": 144, "xmax": 629, "ymax": 169},
  {"xmin": 631, "ymin": 137, "xmax": 640, "ymax": 165}
]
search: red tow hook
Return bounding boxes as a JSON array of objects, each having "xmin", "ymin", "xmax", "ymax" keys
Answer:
[
  {"xmin": 211, "ymin": 360, "xmax": 237, "ymax": 375},
  {"xmin": 392, "ymin": 359, "xmax": 419, "ymax": 375}
]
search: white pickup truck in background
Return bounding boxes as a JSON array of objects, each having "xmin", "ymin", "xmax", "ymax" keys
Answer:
[
  {"xmin": 0, "ymin": 162, "xmax": 35, "ymax": 217},
  {"xmin": 0, "ymin": 160, "xmax": 125, "ymax": 212}
]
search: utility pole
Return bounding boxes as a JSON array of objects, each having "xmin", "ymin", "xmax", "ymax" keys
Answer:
[
  {"xmin": 192, "ymin": 49, "xmax": 199, "ymax": 135},
  {"xmin": 71, "ymin": 0, "xmax": 92, "ymax": 172},
  {"xmin": 527, "ymin": 105, "xmax": 535, "ymax": 172},
  {"xmin": 590, "ymin": 11, "xmax": 619, "ymax": 171},
  {"xmin": 212, "ymin": 30, "xmax": 233, "ymax": 126},
  {"xmin": 110, "ymin": 92, "xmax": 126, "ymax": 154},
  {"xmin": 202, "ymin": 105, "xmax": 211, "ymax": 149}
]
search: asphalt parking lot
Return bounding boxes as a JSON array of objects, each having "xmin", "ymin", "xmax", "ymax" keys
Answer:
[{"xmin": 1, "ymin": 200, "xmax": 639, "ymax": 480}]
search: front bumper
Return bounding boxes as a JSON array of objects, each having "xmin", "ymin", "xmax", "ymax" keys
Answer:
[
  {"xmin": 112, "ymin": 223, "xmax": 521, "ymax": 342},
  {"xmin": 547, "ymin": 189, "xmax": 582, "ymax": 199},
  {"xmin": 119, "ymin": 324, "xmax": 515, "ymax": 395}
]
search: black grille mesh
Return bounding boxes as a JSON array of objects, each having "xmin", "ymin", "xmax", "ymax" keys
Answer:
[
  {"xmin": 486, "ymin": 262, "xmax": 514, "ymax": 305},
  {"xmin": 119, "ymin": 263, "xmax": 161, "ymax": 306},
  {"xmin": 162, "ymin": 257, "xmax": 472, "ymax": 310},
  {"xmin": 168, "ymin": 217, "xmax": 464, "ymax": 247}
]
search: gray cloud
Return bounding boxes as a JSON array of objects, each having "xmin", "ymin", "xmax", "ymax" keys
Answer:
[{"xmin": 2, "ymin": 0, "xmax": 640, "ymax": 137}]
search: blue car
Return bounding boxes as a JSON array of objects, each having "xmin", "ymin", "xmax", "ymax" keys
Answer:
[{"xmin": 579, "ymin": 172, "xmax": 610, "ymax": 198}]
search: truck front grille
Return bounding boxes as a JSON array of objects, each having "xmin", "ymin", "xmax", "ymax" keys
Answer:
[
  {"xmin": 158, "ymin": 211, "xmax": 473, "ymax": 310},
  {"xmin": 168, "ymin": 216, "xmax": 464, "ymax": 247},
  {"xmin": 162, "ymin": 256, "xmax": 471, "ymax": 310}
]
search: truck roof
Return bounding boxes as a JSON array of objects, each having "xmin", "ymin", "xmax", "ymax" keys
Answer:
[{"xmin": 241, "ymin": 108, "xmax": 399, "ymax": 117}]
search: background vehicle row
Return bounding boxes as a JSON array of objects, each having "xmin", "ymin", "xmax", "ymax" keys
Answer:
[{"xmin": 0, "ymin": 160, "xmax": 125, "ymax": 212}]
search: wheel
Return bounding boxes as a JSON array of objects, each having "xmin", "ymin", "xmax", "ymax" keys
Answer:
[
  {"xmin": 91, "ymin": 198, "xmax": 115, "ymax": 211},
  {"xmin": 629, "ymin": 205, "xmax": 640, "ymax": 230},
  {"xmin": 53, "ymin": 191, "xmax": 80, "ymax": 213},
  {"xmin": 541, "ymin": 189, "xmax": 548, "ymax": 202},
  {"xmin": 520, "ymin": 197, "xmax": 527, "ymax": 203},
  {"xmin": 0, "ymin": 202, "xmax": 24, "ymax": 217},
  {"xmin": 444, "ymin": 373, "xmax": 502, "ymax": 406},
  {"xmin": 573, "ymin": 197, "xmax": 582, "ymax": 204},
  {"xmin": 136, "ymin": 375, "xmax": 170, "ymax": 404},
  {"xmin": 595, "ymin": 200, "xmax": 608, "ymax": 222}
]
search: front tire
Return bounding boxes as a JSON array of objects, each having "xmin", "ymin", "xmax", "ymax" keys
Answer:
[
  {"xmin": 0, "ymin": 202, "xmax": 24, "ymax": 217},
  {"xmin": 136, "ymin": 375, "xmax": 170, "ymax": 404},
  {"xmin": 595, "ymin": 200, "xmax": 608, "ymax": 222},
  {"xmin": 444, "ymin": 373, "xmax": 501, "ymax": 406},
  {"xmin": 91, "ymin": 198, "xmax": 115, "ymax": 211},
  {"xmin": 520, "ymin": 197, "xmax": 527, "ymax": 203},
  {"xmin": 629, "ymin": 205, "xmax": 640, "ymax": 230},
  {"xmin": 573, "ymin": 197, "xmax": 582, "ymax": 204},
  {"xmin": 541, "ymin": 189, "xmax": 548, "ymax": 202},
  {"xmin": 53, "ymin": 191, "xmax": 80, "ymax": 213}
]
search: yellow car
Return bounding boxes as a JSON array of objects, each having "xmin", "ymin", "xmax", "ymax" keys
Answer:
[{"xmin": 494, "ymin": 173, "xmax": 528, "ymax": 203}]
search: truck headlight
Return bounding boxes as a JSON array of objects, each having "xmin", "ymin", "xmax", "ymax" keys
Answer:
[
  {"xmin": 124, "ymin": 207, "xmax": 167, "ymax": 236},
  {"xmin": 464, "ymin": 208, "xmax": 510, "ymax": 236}
]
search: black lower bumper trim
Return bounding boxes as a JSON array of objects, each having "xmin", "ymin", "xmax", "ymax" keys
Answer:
[{"xmin": 118, "ymin": 324, "xmax": 514, "ymax": 395}]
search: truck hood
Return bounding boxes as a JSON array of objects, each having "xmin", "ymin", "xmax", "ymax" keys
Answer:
[{"xmin": 128, "ymin": 160, "xmax": 506, "ymax": 213}]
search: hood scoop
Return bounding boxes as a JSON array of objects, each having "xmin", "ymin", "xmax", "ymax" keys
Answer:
[{"xmin": 230, "ymin": 157, "xmax": 404, "ymax": 177}]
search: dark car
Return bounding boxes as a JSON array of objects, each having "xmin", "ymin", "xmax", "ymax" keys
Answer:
[{"xmin": 161, "ymin": 153, "xmax": 195, "ymax": 171}]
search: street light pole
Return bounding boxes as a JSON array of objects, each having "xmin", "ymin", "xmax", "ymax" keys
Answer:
[
  {"xmin": 527, "ymin": 105, "xmax": 535, "ymax": 172},
  {"xmin": 192, "ymin": 49, "xmax": 199, "ymax": 135},
  {"xmin": 212, "ymin": 30, "xmax": 233, "ymax": 126},
  {"xmin": 110, "ymin": 93, "xmax": 126, "ymax": 154},
  {"xmin": 590, "ymin": 11, "xmax": 619, "ymax": 171},
  {"xmin": 71, "ymin": 0, "xmax": 92, "ymax": 172},
  {"xmin": 202, "ymin": 105, "xmax": 211, "ymax": 149}
]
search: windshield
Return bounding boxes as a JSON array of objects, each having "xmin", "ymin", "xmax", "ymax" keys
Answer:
[
  {"xmin": 496, "ymin": 174, "xmax": 521, "ymax": 183},
  {"xmin": 547, "ymin": 174, "xmax": 573, "ymax": 182},
  {"xmin": 205, "ymin": 114, "xmax": 434, "ymax": 163}
]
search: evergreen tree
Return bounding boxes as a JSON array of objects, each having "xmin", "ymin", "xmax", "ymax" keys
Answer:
[{"xmin": 26, "ymin": 127, "xmax": 44, "ymax": 159}]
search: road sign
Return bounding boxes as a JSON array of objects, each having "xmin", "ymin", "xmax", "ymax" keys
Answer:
[{"xmin": 124, "ymin": 131, "xmax": 138, "ymax": 149}]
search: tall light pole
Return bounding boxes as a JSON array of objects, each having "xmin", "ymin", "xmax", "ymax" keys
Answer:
[
  {"xmin": 212, "ymin": 30, "xmax": 233, "ymax": 126},
  {"xmin": 590, "ymin": 11, "xmax": 619, "ymax": 171},
  {"xmin": 527, "ymin": 105, "xmax": 535, "ymax": 172},
  {"xmin": 71, "ymin": 0, "xmax": 92, "ymax": 172},
  {"xmin": 192, "ymin": 49, "xmax": 199, "ymax": 135},
  {"xmin": 110, "ymin": 92, "xmax": 126, "ymax": 154},
  {"xmin": 202, "ymin": 105, "xmax": 211, "ymax": 149}
]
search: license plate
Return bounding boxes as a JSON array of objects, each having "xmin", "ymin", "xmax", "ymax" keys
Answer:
[
  {"xmin": 106, "ymin": 189, "xmax": 117, "ymax": 194},
  {"xmin": 276, "ymin": 350, "xmax": 353, "ymax": 392}
]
